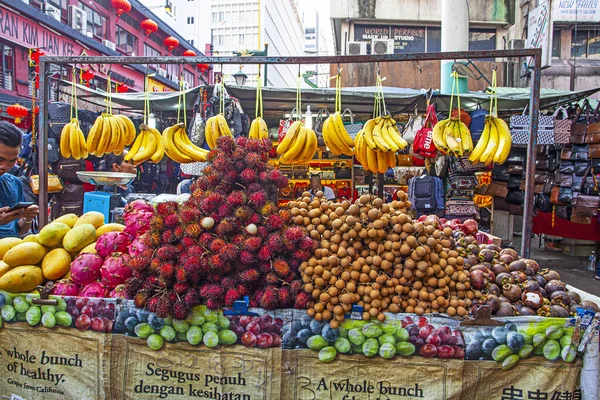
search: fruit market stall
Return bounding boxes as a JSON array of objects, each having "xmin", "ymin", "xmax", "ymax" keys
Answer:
[{"xmin": 0, "ymin": 50, "xmax": 593, "ymax": 399}]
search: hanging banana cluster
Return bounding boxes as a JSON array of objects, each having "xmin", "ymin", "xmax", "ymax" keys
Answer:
[
  {"xmin": 432, "ymin": 117, "xmax": 474, "ymax": 157},
  {"xmin": 86, "ymin": 114, "xmax": 136, "ymax": 157},
  {"xmin": 468, "ymin": 116, "xmax": 511, "ymax": 165},
  {"xmin": 354, "ymin": 116, "xmax": 406, "ymax": 174},
  {"xmin": 249, "ymin": 117, "xmax": 269, "ymax": 139},
  {"xmin": 277, "ymin": 121, "xmax": 318, "ymax": 165},
  {"xmin": 60, "ymin": 119, "xmax": 88, "ymax": 160},
  {"xmin": 123, "ymin": 124, "xmax": 164, "ymax": 165},
  {"xmin": 205, "ymin": 114, "xmax": 233, "ymax": 149},
  {"xmin": 322, "ymin": 112, "xmax": 355, "ymax": 156},
  {"xmin": 162, "ymin": 123, "xmax": 209, "ymax": 163}
]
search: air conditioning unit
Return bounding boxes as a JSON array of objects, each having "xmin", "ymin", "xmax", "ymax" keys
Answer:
[
  {"xmin": 347, "ymin": 41, "xmax": 367, "ymax": 55},
  {"xmin": 169, "ymin": 73, "xmax": 179, "ymax": 83},
  {"xmin": 102, "ymin": 40, "xmax": 116, "ymax": 51},
  {"xmin": 42, "ymin": 2, "xmax": 61, "ymax": 21},
  {"xmin": 157, "ymin": 68, "xmax": 167, "ymax": 78},
  {"xmin": 371, "ymin": 39, "xmax": 394, "ymax": 55},
  {"xmin": 69, "ymin": 5, "xmax": 87, "ymax": 32},
  {"xmin": 509, "ymin": 39, "xmax": 526, "ymax": 50},
  {"xmin": 85, "ymin": 30, "xmax": 94, "ymax": 38}
]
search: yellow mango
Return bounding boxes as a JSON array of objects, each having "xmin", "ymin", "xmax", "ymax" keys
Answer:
[
  {"xmin": 0, "ymin": 237, "xmax": 23, "ymax": 259},
  {"xmin": 3, "ymin": 242, "xmax": 47, "ymax": 267},
  {"xmin": 96, "ymin": 223, "xmax": 126, "ymax": 238},
  {"xmin": 79, "ymin": 242, "xmax": 97, "ymax": 254},
  {"xmin": 62, "ymin": 223, "xmax": 96, "ymax": 252},
  {"xmin": 41, "ymin": 248, "xmax": 72, "ymax": 280},
  {"xmin": 74, "ymin": 211, "xmax": 105, "ymax": 229},
  {"xmin": 22, "ymin": 234, "xmax": 39, "ymax": 243},
  {"xmin": 53, "ymin": 213, "xmax": 79, "ymax": 228},
  {"xmin": 0, "ymin": 260, "xmax": 12, "ymax": 279},
  {"xmin": 0, "ymin": 265, "xmax": 44, "ymax": 293},
  {"xmin": 38, "ymin": 222, "xmax": 71, "ymax": 248}
]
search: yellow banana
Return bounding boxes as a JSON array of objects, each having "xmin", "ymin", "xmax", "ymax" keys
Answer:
[
  {"xmin": 469, "ymin": 118, "xmax": 491, "ymax": 163},
  {"xmin": 386, "ymin": 149, "xmax": 396, "ymax": 169},
  {"xmin": 148, "ymin": 127, "xmax": 165, "ymax": 163},
  {"xmin": 451, "ymin": 120, "xmax": 464, "ymax": 156},
  {"xmin": 277, "ymin": 120, "xmax": 302, "ymax": 155},
  {"xmin": 388, "ymin": 123, "xmax": 408, "ymax": 150},
  {"xmin": 107, "ymin": 116, "xmax": 121, "ymax": 154},
  {"xmin": 115, "ymin": 115, "xmax": 136, "ymax": 146},
  {"xmin": 258, "ymin": 118, "xmax": 269, "ymax": 139},
  {"xmin": 297, "ymin": 128, "xmax": 317, "ymax": 164},
  {"xmin": 124, "ymin": 130, "xmax": 145, "ymax": 162},
  {"xmin": 376, "ymin": 150, "xmax": 388, "ymax": 174},
  {"xmin": 216, "ymin": 114, "xmax": 232, "ymax": 137},
  {"xmin": 323, "ymin": 115, "xmax": 347, "ymax": 153},
  {"xmin": 174, "ymin": 125, "xmax": 208, "ymax": 162},
  {"xmin": 380, "ymin": 119, "xmax": 400, "ymax": 152},
  {"xmin": 457, "ymin": 121, "xmax": 473, "ymax": 155},
  {"xmin": 362, "ymin": 119, "xmax": 379, "ymax": 151},
  {"xmin": 444, "ymin": 120, "xmax": 461, "ymax": 156},
  {"xmin": 86, "ymin": 116, "xmax": 103, "ymax": 155},
  {"xmin": 205, "ymin": 116, "xmax": 216, "ymax": 148},
  {"xmin": 163, "ymin": 125, "xmax": 194, "ymax": 163},
  {"xmin": 432, "ymin": 118, "xmax": 450, "ymax": 153},
  {"xmin": 354, "ymin": 131, "xmax": 365, "ymax": 166},
  {"xmin": 69, "ymin": 120, "xmax": 81, "ymax": 160},
  {"xmin": 113, "ymin": 116, "xmax": 128, "ymax": 155},
  {"xmin": 371, "ymin": 119, "xmax": 391, "ymax": 152},
  {"xmin": 60, "ymin": 121, "xmax": 72, "ymax": 158},
  {"xmin": 332, "ymin": 112, "xmax": 354, "ymax": 148},
  {"xmin": 492, "ymin": 117, "xmax": 512, "ymax": 164},
  {"xmin": 96, "ymin": 115, "xmax": 112, "ymax": 156},
  {"xmin": 365, "ymin": 147, "xmax": 378, "ymax": 174},
  {"xmin": 321, "ymin": 117, "xmax": 342, "ymax": 155},
  {"xmin": 249, "ymin": 119, "xmax": 260, "ymax": 139},
  {"xmin": 480, "ymin": 117, "xmax": 499, "ymax": 165},
  {"xmin": 132, "ymin": 129, "xmax": 156, "ymax": 164},
  {"xmin": 77, "ymin": 125, "xmax": 88, "ymax": 159},
  {"xmin": 280, "ymin": 125, "xmax": 307, "ymax": 164}
]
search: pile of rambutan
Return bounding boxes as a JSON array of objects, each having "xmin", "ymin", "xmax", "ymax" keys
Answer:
[{"xmin": 124, "ymin": 136, "xmax": 317, "ymax": 319}]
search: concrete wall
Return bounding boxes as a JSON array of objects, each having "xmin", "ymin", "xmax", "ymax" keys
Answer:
[{"xmin": 330, "ymin": 0, "xmax": 514, "ymax": 24}]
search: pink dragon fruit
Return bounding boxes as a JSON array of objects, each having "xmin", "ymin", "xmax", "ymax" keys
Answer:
[
  {"xmin": 95, "ymin": 231, "xmax": 132, "ymax": 258},
  {"xmin": 49, "ymin": 280, "xmax": 81, "ymax": 296},
  {"xmin": 124, "ymin": 210, "xmax": 153, "ymax": 237},
  {"xmin": 79, "ymin": 281, "xmax": 110, "ymax": 298},
  {"xmin": 109, "ymin": 284, "xmax": 128, "ymax": 299},
  {"xmin": 128, "ymin": 233, "xmax": 151, "ymax": 258},
  {"xmin": 123, "ymin": 199, "xmax": 154, "ymax": 220},
  {"xmin": 101, "ymin": 252, "xmax": 133, "ymax": 288},
  {"xmin": 70, "ymin": 253, "xmax": 104, "ymax": 286}
]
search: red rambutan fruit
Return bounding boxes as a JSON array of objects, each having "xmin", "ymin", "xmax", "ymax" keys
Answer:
[
  {"xmin": 232, "ymin": 146, "xmax": 246, "ymax": 160},
  {"xmin": 258, "ymin": 171, "xmax": 269, "ymax": 183},
  {"xmin": 216, "ymin": 135, "xmax": 235, "ymax": 153},
  {"xmin": 257, "ymin": 261, "xmax": 272, "ymax": 274},
  {"xmin": 249, "ymin": 291, "xmax": 263, "ymax": 308},
  {"xmin": 207, "ymin": 149, "xmax": 219, "ymax": 162},
  {"xmin": 231, "ymin": 234, "xmax": 245, "ymax": 245},
  {"xmin": 208, "ymin": 254, "xmax": 225, "ymax": 270},
  {"xmin": 272, "ymin": 259, "xmax": 291, "ymax": 277},
  {"xmin": 248, "ymin": 191, "xmax": 268, "ymax": 208},
  {"xmin": 173, "ymin": 226, "xmax": 184, "ymax": 241},
  {"xmin": 172, "ymin": 300, "xmax": 189, "ymax": 320},
  {"xmin": 247, "ymin": 183, "xmax": 263, "ymax": 195},
  {"xmin": 212, "ymin": 153, "xmax": 230, "ymax": 171},
  {"xmin": 215, "ymin": 219, "xmax": 236, "ymax": 236},
  {"xmin": 265, "ymin": 272, "xmax": 279, "ymax": 285},
  {"xmin": 206, "ymin": 298, "xmax": 223, "ymax": 310},
  {"xmin": 245, "ymin": 152, "xmax": 262, "ymax": 167},
  {"xmin": 209, "ymin": 238, "xmax": 226, "ymax": 252},
  {"xmin": 151, "ymin": 216, "xmax": 164, "ymax": 232},
  {"xmin": 161, "ymin": 230, "xmax": 174, "ymax": 244},
  {"xmin": 220, "ymin": 244, "xmax": 238, "ymax": 261},
  {"xmin": 217, "ymin": 204, "xmax": 233, "ymax": 219},
  {"xmin": 146, "ymin": 296, "xmax": 159, "ymax": 312},
  {"xmin": 235, "ymin": 136, "xmax": 248, "ymax": 148},
  {"xmin": 243, "ymin": 237, "xmax": 262, "ymax": 252},
  {"xmin": 260, "ymin": 202, "xmax": 276, "ymax": 217},
  {"xmin": 236, "ymin": 284, "xmax": 249, "ymax": 297},
  {"xmin": 200, "ymin": 283, "xmax": 224, "ymax": 300},
  {"xmin": 134, "ymin": 290, "xmax": 150, "ymax": 308},
  {"xmin": 180, "ymin": 207, "xmax": 201, "ymax": 223},
  {"xmin": 290, "ymin": 280, "xmax": 303, "ymax": 295},
  {"xmin": 294, "ymin": 291, "xmax": 311, "ymax": 309},
  {"xmin": 227, "ymin": 191, "xmax": 246, "ymax": 207},
  {"xmin": 248, "ymin": 214, "xmax": 261, "ymax": 225},
  {"xmin": 129, "ymin": 257, "xmax": 149, "ymax": 272},
  {"xmin": 267, "ymin": 234, "xmax": 284, "ymax": 252},
  {"xmin": 184, "ymin": 289, "xmax": 200, "ymax": 307},
  {"xmin": 239, "ymin": 250, "xmax": 255, "ymax": 264},
  {"xmin": 240, "ymin": 168, "xmax": 257, "ymax": 183},
  {"xmin": 158, "ymin": 262, "xmax": 175, "ymax": 280},
  {"xmin": 164, "ymin": 214, "xmax": 180, "ymax": 228},
  {"xmin": 221, "ymin": 276, "xmax": 236, "ymax": 289},
  {"xmin": 182, "ymin": 235, "xmax": 198, "ymax": 247},
  {"xmin": 278, "ymin": 209, "xmax": 292, "ymax": 223},
  {"xmin": 259, "ymin": 286, "xmax": 279, "ymax": 309},
  {"xmin": 198, "ymin": 232, "xmax": 213, "ymax": 248},
  {"xmin": 235, "ymin": 206, "xmax": 252, "ymax": 220},
  {"xmin": 293, "ymin": 249, "xmax": 312, "ymax": 262},
  {"xmin": 278, "ymin": 286, "xmax": 293, "ymax": 308},
  {"xmin": 174, "ymin": 282, "xmax": 190, "ymax": 294},
  {"xmin": 206, "ymin": 174, "xmax": 221, "ymax": 187},
  {"xmin": 157, "ymin": 245, "xmax": 178, "ymax": 261},
  {"xmin": 156, "ymin": 201, "xmax": 178, "ymax": 216},
  {"xmin": 238, "ymin": 268, "xmax": 260, "ymax": 282},
  {"xmin": 200, "ymin": 193, "xmax": 223, "ymax": 213},
  {"xmin": 257, "ymin": 246, "xmax": 274, "ymax": 262},
  {"xmin": 224, "ymin": 288, "xmax": 241, "ymax": 306},
  {"xmin": 176, "ymin": 267, "xmax": 187, "ymax": 283},
  {"xmin": 155, "ymin": 296, "xmax": 172, "ymax": 318},
  {"xmin": 284, "ymin": 226, "xmax": 305, "ymax": 243},
  {"xmin": 265, "ymin": 214, "xmax": 284, "ymax": 231},
  {"xmin": 257, "ymin": 226, "xmax": 268, "ymax": 238}
]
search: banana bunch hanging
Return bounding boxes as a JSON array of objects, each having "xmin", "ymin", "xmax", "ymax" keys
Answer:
[
  {"xmin": 432, "ymin": 116, "xmax": 473, "ymax": 157},
  {"xmin": 205, "ymin": 114, "xmax": 233, "ymax": 148},
  {"xmin": 322, "ymin": 111, "xmax": 355, "ymax": 156},
  {"xmin": 60, "ymin": 119, "xmax": 88, "ymax": 160},
  {"xmin": 277, "ymin": 121, "xmax": 318, "ymax": 165},
  {"xmin": 354, "ymin": 116, "xmax": 407, "ymax": 174},
  {"xmin": 86, "ymin": 114, "xmax": 136, "ymax": 157},
  {"xmin": 249, "ymin": 117, "xmax": 269, "ymax": 139},
  {"xmin": 123, "ymin": 124, "xmax": 164, "ymax": 165},
  {"xmin": 162, "ymin": 123, "xmax": 209, "ymax": 163}
]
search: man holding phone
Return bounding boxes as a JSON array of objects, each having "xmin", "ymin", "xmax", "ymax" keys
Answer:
[{"xmin": 0, "ymin": 121, "xmax": 38, "ymax": 238}]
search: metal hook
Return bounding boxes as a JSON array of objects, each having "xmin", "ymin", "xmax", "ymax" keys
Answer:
[
  {"xmin": 376, "ymin": 62, "xmax": 381, "ymax": 76},
  {"xmin": 298, "ymin": 64, "xmax": 301, "ymax": 77},
  {"xmin": 337, "ymin": 63, "xmax": 341, "ymax": 75},
  {"xmin": 492, "ymin": 63, "xmax": 497, "ymax": 71}
]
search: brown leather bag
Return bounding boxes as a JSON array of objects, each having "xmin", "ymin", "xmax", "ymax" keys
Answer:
[
  {"xmin": 585, "ymin": 132, "xmax": 600, "ymax": 144},
  {"xmin": 560, "ymin": 146, "xmax": 573, "ymax": 160},
  {"xmin": 571, "ymin": 214, "xmax": 592, "ymax": 224},
  {"xmin": 572, "ymin": 194, "xmax": 600, "ymax": 217},
  {"xmin": 589, "ymin": 144, "xmax": 600, "ymax": 159},
  {"xmin": 570, "ymin": 101, "xmax": 591, "ymax": 144},
  {"xmin": 550, "ymin": 186, "xmax": 565, "ymax": 204}
]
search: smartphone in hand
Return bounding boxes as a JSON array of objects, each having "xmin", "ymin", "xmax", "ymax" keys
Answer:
[{"xmin": 9, "ymin": 202, "xmax": 34, "ymax": 212}]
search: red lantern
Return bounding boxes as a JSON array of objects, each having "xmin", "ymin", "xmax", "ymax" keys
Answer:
[
  {"xmin": 30, "ymin": 49, "xmax": 45, "ymax": 65},
  {"xmin": 117, "ymin": 83, "xmax": 129, "ymax": 93},
  {"xmin": 82, "ymin": 69, "xmax": 95, "ymax": 82},
  {"xmin": 183, "ymin": 50, "xmax": 197, "ymax": 57},
  {"xmin": 197, "ymin": 63, "xmax": 209, "ymax": 73},
  {"xmin": 33, "ymin": 106, "xmax": 39, "ymax": 115},
  {"xmin": 163, "ymin": 36, "xmax": 179, "ymax": 53},
  {"xmin": 140, "ymin": 19, "xmax": 158, "ymax": 36},
  {"xmin": 111, "ymin": 0, "xmax": 131, "ymax": 18},
  {"xmin": 6, "ymin": 104, "xmax": 29, "ymax": 124}
]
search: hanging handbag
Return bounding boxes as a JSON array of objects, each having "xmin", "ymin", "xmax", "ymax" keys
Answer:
[
  {"xmin": 558, "ymin": 161, "xmax": 575, "ymax": 174},
  {"xmin": 506, "ymin": 190, "xmax": 524, "ymax": 205},
  {"xmin": 560, "ymin": 146, "xmax": 573, "ymax": 160},
  {"xmin": 507, "ymin": 175, "xmax": 522, "ymax": 190},
  {"xmin": 313, "ymin": 108, "xmax": 330, "ymax": 135},
  {"xmin": 510, "ymin": 107, "xmax": 555, "ymax": 145},
  {"xmin": 570, "ymin": 100, "xmax": 591, "ymax": 144},
  {"xmin": 486, "ymin": 181, "xmax": 509, "ymax": 198},
  {"xmin": 572, "ymin": 174, "xmax": 585, "ymax": 192},
  {"xmin": 506, "ymin": 152, "xmax": 526, "ymax": 164},
  {"xmin": 589, "ymin": 144, "xmax": 600, "ymax": 159},
  {"xmin": 536, "ymin": 193, "xmax": 553, "ymax": 213},
  {"xmin": 560, "ymin": 175, "xmax": 573, "ymax": 188},
  {"xmin": 413, "ymin": 104, "xmax": 438, "ymax": 158},
  {"xmin": 574, "ymin": 162, "xmax": 590, "ymax": 176},
  {"xmin": 571, "ymin": 214, "xmax": 592, "ymax": 224},
  {"xmin": 519, "ymin": 181, "xmax": 544, "ymax": 193},
  {"xmin": 558, "ymin": 187, "xmax": 573, "ymax": 203},
  {"xmin": 554, "ymin": 106, "xmax": 572, "ymax": 144},
  {"xmin": 30, "ymin": 173, "xmax": 63, "ymax": 195},
  {"xmin": 543, "ymin": 179, "xmax": 554, "ymax": 195},
  {"xmin": 507, "ymin": 164, "xmax": 524, "ymax": 175},
  {"xmin": 492, "ymin": 165, "xmax": 510, "ymax": 182},
  {"xmin": 534, "ymin": 173, "xmax": 547, "ymax": 184},
  {"xmin": 572, "ymin": 195, "xmax": 600, "ymax": 217},
  {"xmin": 535, "ymin": 157, "xmax": 550, "ymax": 171},
  {"xmin": 401, "ymin": 107, "xmax": 422, "ymax": 145},
  {"xmin": 571, "ymin": 144, "xmax": 590, "ymax": 160},
  {"xmin": 555, "ymin": 205, "xmax": 571, "ymax": 220},
  {"xmin": 586, "ymin": 101, "xmax": 600, "ymax": 136}
]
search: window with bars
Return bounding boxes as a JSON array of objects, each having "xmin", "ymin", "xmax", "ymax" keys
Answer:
[
  {"xmin": 116, "ymin": 26, "xmax": 137, "ymax": 54},
  {"xmin": 79, "ymin": 2, "xmax": 106, "ymax": 38},
  {"xmin": 120, "ymin": 13, "xmax": 139, "ymax": 30},
  {"xmin": 182, "ymin": 69, "xmax": 194, "ymax": 86},
  {"xmin": 571, "ymin": 28, "xmax": 600, "ymax": 58},
  {"xmin": 144, "ymin": 44, "xmax": 161, "ymax": 70},
  {"xmin": 0, "ymin": 43, "xmax": 14, "ymax": 91}
]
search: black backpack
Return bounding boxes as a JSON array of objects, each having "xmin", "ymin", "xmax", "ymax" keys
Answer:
[{"xmin": 412, "ymin": 175, "xmax": 438, "ymax": 212}]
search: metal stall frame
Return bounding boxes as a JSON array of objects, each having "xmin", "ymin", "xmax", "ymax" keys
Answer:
[{"xmin": 37, "ymin": 49, "xmax": 542, "ymax": 257}]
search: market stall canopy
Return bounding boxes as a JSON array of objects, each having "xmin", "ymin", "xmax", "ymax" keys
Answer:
[{"xmin": 63, "ymin": 80, "xmax": 600, "ymax": 118}]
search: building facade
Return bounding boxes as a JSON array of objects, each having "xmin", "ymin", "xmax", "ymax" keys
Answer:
[
  {"xmin": 301, "ymin": 9, "xmax": 333, "ymax": 88},
  {"xmin": 0, "ymin": 0, "xmax": 203, "ymax": 117},
  {"xmin": 163, "ymin": 0, "xmax": 305, "ymax": 87}
]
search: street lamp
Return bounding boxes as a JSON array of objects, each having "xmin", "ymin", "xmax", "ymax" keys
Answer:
[{"xmin": 232, "ymin": 67, "xmax": 248, "ymax": 86}]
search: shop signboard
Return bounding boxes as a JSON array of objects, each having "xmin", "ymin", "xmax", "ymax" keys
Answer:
[
  {"xmin": 353, "ymin": 24, "xmax": 390, "ymax": 42},
  {"xmin": 390, "ymin": 26, "xmax": 426, "ymax": 53},
  {"xmin": 553, "ymin": 0, "xmax": 600, "ymax": 22},
  {"xmin": 527, "ymin": 2, "xmax": 554, "ymax": 68}
]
